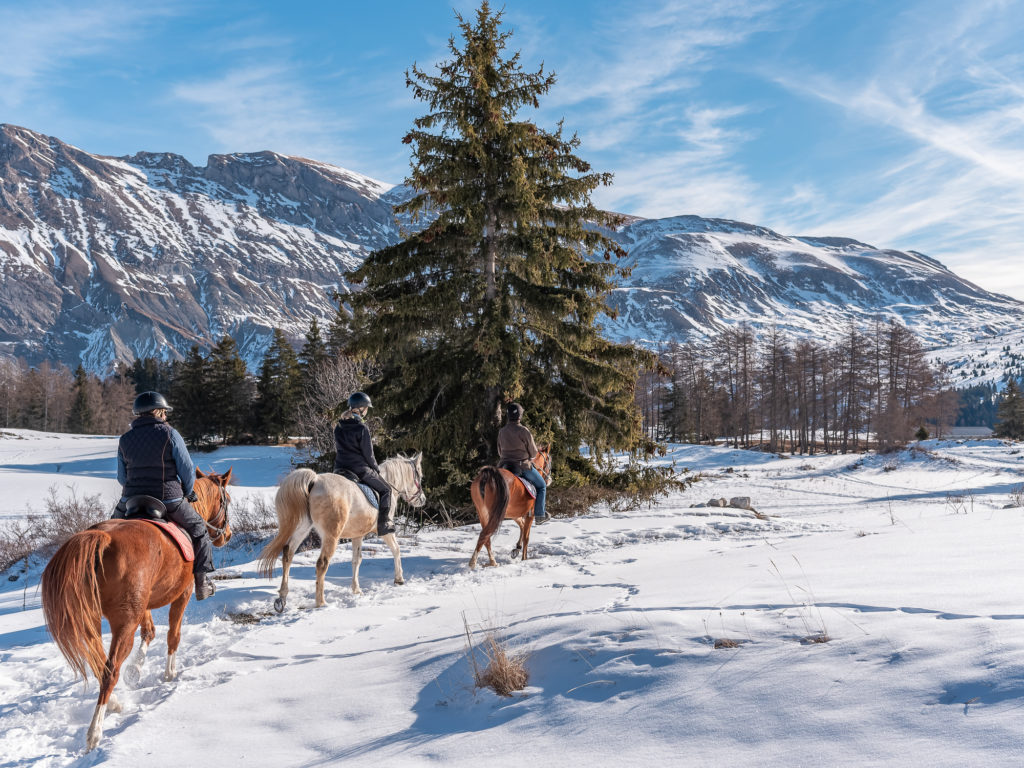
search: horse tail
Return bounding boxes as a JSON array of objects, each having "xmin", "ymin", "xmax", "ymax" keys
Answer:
[
  {"xmin": 41, "ymin": 529, "xmax": 110, "ymax": 681},
  {"xmin": 257, "ymin": 468, "xmax": 317, "ymax": 578},
  {"xmin": 477, "ymin": 467, "xmax": 510, "ymax": 541}
]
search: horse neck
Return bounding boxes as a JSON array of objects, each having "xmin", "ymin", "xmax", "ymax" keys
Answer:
[
  {"xmin": 379, "ymin": 458, "xmax": 408, "ymax": 492},
  {"xmin": 193, "ymin": 477, "xmax": 218, "ymax": 520}
]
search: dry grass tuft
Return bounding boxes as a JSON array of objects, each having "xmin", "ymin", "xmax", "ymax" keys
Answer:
[
  {"xmin": 800, "ymin": 633, "xmax": 831, "ymax": 645},
  {"xmin": 463, "ymin": 613, "xmax": 529, "ymax": 697},
  {"xmin": 713, "ymin": 637, "xmax": 743, "ymax": 649}
]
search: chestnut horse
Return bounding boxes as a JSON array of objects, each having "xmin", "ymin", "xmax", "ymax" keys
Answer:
[
  {"xmin": 258, "ymin": 453, "xmax": 426, "ymax": 611},
  {"xmin": 468, "ymin": 448, "xmax": 551, "ymax": 569},
  {"xmin": 41, "ymin": 468, "xmax": 233, "ymax": 752}
]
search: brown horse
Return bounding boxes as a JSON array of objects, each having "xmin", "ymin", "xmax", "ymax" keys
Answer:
[
  {"xmin": 41, "ymin": 468, "xmax": 233, "ymax": 752},
  {"xmin": 468, "ymin": 448, "xmax": 551, "ymax": 569}
]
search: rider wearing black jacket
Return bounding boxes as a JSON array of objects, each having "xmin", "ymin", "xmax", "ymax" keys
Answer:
[{"xmin": 333, "ymin": 392, "xmax": 394, "ymax": 535}]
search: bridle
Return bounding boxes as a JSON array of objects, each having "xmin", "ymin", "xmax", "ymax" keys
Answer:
[
  {"xmin": 383, "ymin": 456, "xmax": 427, "ymax": 507},
  {"xmin": 533, "ymin": 451, "xmax": 552, "ymax": 484},
  {"xmin": 201, "ymin": 479, "xmax": 231, "ymax": 539}
]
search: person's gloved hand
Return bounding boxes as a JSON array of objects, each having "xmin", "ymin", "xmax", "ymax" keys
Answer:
[{"xmin": 186, "ymin": 490, "xmax": 198, "ymax": 503}]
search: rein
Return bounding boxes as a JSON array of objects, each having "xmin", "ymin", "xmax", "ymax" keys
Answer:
[{"xmin": 200, "ymin": 480, "xmax": 230, "ymax": 538}]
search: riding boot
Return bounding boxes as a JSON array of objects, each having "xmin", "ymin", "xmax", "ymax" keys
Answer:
[
  {"xmin": 377, "ymin": 507, "xmax": 396, "ymax": 537},
  {"xmin": 194, "ymin": 571, "xmax": 216, "ymax": 601}
]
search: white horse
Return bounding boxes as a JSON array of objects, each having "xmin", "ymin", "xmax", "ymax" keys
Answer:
[{"xmin": 258, "ymin": 454, "xmax": 426, "ymax": 610}]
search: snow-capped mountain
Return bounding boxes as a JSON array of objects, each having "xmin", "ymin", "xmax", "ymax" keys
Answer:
[
  {"xmin": 0, "ymin": 124, "xmax": 399, "ymax": 372},
  {"xmin": 2, "ymin": 123, "xmax": 1022, "ymax": 379}
]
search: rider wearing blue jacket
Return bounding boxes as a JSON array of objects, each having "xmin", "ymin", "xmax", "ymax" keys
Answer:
[{"xmin": 113, "ymin": 391, "xmax": 216, "ymax": 600}]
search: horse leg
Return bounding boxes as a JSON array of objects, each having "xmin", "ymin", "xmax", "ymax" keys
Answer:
[
  {"xmin": 275, "ymin": 519, "xmax": 312, "ymax": 613},
  {"xmin": 86, "ymin": 616, "xmax": 138, "ymax": 751},
  {"xmin": 163, "ymin": 588, "xmax": 191, "ymax": 682},
  {"xmin": 315, "ymin": 529, "xmax": 341, "ymax": 607},
  {"xmin": 469, "ymin": 528, "xmax": 487, "ymax": 570},
  {"xmin": 511, "ymin": 519, "xmax": 526, "ymax": 560},
  {"xmin": 382, "ymin": 532, "xmax": 404, "ymax": 585},
  {"xmin": 521, "ymin": 517, "xmax": 533, "ymax": 562},
  {"xmin": 123, "ymin": 610, "xmax": 155, "ymax": 688},
  {"xmin": 350, "ymin": 537, "xmax": 363, "ymax": 595}
]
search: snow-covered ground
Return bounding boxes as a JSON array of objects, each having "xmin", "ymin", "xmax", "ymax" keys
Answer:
[{"xmin": 3, "ymin": 430, "xmax": 1024, "ymax": 766}]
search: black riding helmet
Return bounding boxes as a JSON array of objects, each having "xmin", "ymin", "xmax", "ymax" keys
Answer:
[
  {"xmin": 507, "ymin": 402, "xmax": 524, "ymax": 422},
  {"xmin": 348, "ymin": 392, "xmax": 372, "ymax": 410},
  {"xmin": 133, "ymin": 391, "xmax": 173, "ymax": 415}
]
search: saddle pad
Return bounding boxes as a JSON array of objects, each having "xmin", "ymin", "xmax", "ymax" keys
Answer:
[
  {"xmin": 515, "ymin": 475, "xmax": 537, "ymax": 499},
  {"xmin": 138, "ymin": 519, "xmax": 195, "ymax": 562},
  {"xmin": 357, "ymin": 483, "xmax": 379, "ymax": 509}
]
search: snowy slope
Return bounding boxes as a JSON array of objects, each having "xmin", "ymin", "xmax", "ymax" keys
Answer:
[
  {"xmin": 3, "ymin": 432, "xmax": 1024, "ymax": 766},
  {"xmin": 2, "ymin": 123, "xmax": 1022, "ymax": 382}
]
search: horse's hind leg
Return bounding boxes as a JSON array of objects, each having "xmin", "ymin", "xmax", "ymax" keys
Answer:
[
  {"xmin": 123, "ymin": 611, "xmax": 155, "ymax": 688},
  {"xmin": 86, "ymin": 616, "xmax": 139, "ymax": 751},
  {"xmin": 315, "ymin": 525, "xmax": 342, "ymax": 606},
  {"xmin": 164, "ymin": 588, "xmax": 191, "ymax": 682},
  {"xmin": 275, "ymin": 518, "xmax": 313, "ymax": 612},
  {"xmin": 382, "ymin": 532, "xmax": 404, "ymax": 585}
]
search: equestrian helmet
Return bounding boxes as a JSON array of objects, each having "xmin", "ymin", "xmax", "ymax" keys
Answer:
[
  {"xmin": 133, "ymin": 391, "xmax": 173, "ymax": 415},
  {"xmin": 507, "ymin": 402, "xmax": 524, "ymax": 422},
  {"xmin": 348, "ymin": 391, "xmax": 373, "ymax": 410}
]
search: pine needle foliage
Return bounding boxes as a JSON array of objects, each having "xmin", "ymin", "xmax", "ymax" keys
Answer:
[{"xmin": 347, "ymin": 2, "xmax": 652, "ymax": 504}]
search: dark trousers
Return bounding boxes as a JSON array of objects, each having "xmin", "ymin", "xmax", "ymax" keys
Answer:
[
  {"xmin": 356, "ymin": 468, "xmax": 394, "ymax": 534},
  {"xmin": 114, "ymin": 498, "xmax": 215, "ymax": 576}
]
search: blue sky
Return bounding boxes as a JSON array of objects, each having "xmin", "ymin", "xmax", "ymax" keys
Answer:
[{"xmin": 2, "ymin": 0, "xmax": 1023, "ymax": 301}]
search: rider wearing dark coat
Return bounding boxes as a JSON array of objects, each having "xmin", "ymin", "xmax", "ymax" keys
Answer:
[
  {"xmin": 333, "ymin": 392, "xmax": 395, "ymax": 536},
  {"xmin": 497, "ymin": 402, "xmax": 548, "ymax": 523},
  {"xmin": 112, "ymin": 391, "xmax": 216, "ymax": 600}
]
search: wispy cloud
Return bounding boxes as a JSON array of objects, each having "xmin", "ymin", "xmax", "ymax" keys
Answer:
[
  {"xmin": 765, "ymin": 0, "xmax": 1024, "ymax": 297},
  {"xmin": 0, "ymin": 0, "xmax": 175, "ymax": 108},
  {"xmin": 171, "ymin": 64, "xmax": 355, "ymax": 165}
]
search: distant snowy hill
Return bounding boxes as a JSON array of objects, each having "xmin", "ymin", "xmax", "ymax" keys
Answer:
[{"xmin": 2, "ymin": 123, "xmax": 1022, "ymax": 381}]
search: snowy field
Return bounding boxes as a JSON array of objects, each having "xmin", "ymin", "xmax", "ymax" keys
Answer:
[{"xmin": 3, "ymin": 430, "xmax": 1024, "ymax": 766}]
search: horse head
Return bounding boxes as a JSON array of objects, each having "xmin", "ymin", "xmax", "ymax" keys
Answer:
[
  {"xmin": 534, "ymin": 444, "xmax": 552, "ymax": 484},
  {"xmin": 398, "ymin": 452, "xmax": 427, "ymax": 508},
  {"xmin": 194, "ymin": 467, "xmax": 233, "ymax": 545}
]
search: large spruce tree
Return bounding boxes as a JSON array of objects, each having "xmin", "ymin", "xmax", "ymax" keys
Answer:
[{"xmin": 347, "ymin": 2, "xmax": 650, "ymax": 501}]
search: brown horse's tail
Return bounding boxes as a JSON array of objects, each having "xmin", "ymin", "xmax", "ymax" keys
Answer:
[
  {"xmin": 41, "ymin": 529, "xmax": 110, "ymax": 681},
  {"xmin": 257, "ymin": 468, "xmax": 316, "ymax": 578},
  {"xmin": 477, "ymin": 467, "xmax": 510, "ymax": 541}
]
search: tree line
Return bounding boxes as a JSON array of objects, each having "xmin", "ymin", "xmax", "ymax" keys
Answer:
[{"xmin": 635, "ymin": 319, "xmax": 964, "ymax": 453}]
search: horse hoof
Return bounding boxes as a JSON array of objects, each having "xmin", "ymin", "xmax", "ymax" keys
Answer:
[
  {"xmin": 511, "ymin": 549, "xmax": 521, "ymax": 559},
  {"xmin": 273, "ymin": 597, "xmax": 285, "ymax": 613},
  {"xmin": 394, "ymin": 578, "xmax": 405, "ymax": 585}
]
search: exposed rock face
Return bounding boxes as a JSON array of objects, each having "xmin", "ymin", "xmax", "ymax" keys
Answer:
[
  {"xmin": 1, "ymin": 123, "xmax": 1022, "ymax": 375},
  {"xmin": 0, "ymin": 124, "xmax": 398, "ymax": 372},
  {"xmin": 602, "ymin": 216, "xmax": 1024, "ymax": 350}
]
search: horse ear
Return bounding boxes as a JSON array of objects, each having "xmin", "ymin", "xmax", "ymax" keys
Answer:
[
  {"xmin": 542, "ymin": 443, "xmax": 551, "ymax": 453},
  {"xmin": 223, "ymin": 467, "xmax": 234, "ymax": 485},
  {"xmin": 196, "ymin": 467, "xmax": 206, "ymax": 478}
]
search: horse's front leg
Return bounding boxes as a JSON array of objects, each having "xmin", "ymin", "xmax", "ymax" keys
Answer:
[
  {"xmin": 163, "ymin": 585, "xmax": 191, "ymax": 682},
  {"xmin": 123, "ymin": 611, "xmax": 156, "ymax": 688},
  {"xmin": 350, "ymin": 537, "xmax": 363, "ymax": 595},
  {"xmin": 382, "ymin": 532, "xmax": 404, "ymax": 585},
  {"xmin": 86, "ymin": 616, "xmax": 138, "ymax": 751},
  {"xmin": 521, "ymin": 516, "xmax": 534, "ymax": 562}
]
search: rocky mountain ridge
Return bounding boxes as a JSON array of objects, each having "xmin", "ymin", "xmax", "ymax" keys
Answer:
[{"xmin": 1, "ymin": 123, "xmax": 1021, "ymax": 381}]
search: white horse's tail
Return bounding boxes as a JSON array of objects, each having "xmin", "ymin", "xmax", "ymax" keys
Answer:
[{"xmin": 257, "ymin": 468, "xmax": 317, "ymax": 578}]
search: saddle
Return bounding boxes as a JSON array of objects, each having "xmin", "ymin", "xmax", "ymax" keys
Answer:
[
  {"xmin": 122, "ymin": 495, "xmax": 194, "ymax": 561},
  {"xmin": 496, "ymin": 463, "xmax": 537, "ymax": 498},
  {"xmin": 334, "ymin": 469, "xmax": 380, "ymax": 510}
]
